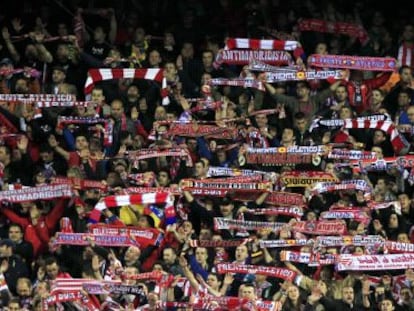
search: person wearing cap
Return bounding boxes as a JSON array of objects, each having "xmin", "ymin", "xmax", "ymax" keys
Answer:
[{"xmin": 0, "ymin": 238, "xmax": 29, "ymax": 295}]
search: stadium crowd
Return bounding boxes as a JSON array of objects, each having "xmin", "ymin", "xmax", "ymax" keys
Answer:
[{"xmin": 1, "ymin": 0, "xmax": 414, "ymax": 310}]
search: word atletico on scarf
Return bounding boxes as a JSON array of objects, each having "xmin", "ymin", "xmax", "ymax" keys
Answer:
[
  {"xmin": 245, "ymin": 146, "xmax": 326, "ymax": 166},
  {"xmin": 216, "ymin": 263, "xmax": 298, "ymax": 282},
  {"xmin": 308, "ymin": 54, "xmax": 397, "ymax": 71},
  {"xmin": 248, "ymin": 59, "xmax": 346, "ymax": 82},
  {"xmin": 291, "ymin": 220, "xmax": 347, "ymax": 235},
  {"xmin": 88, "ymin": 224, "xmax": 164, "ymax": 248},
  {"xmin": 0, "ymin": 94, "xmax": 75, "ymax": 102},
  {"xmin": 53, "ymin": 232, "xmax": 140, "ymax": 247}
]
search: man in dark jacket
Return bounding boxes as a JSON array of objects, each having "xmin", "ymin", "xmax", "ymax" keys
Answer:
[
  {"xmin": 305, "ymin": 285, "xmax": 370, "ymax": 311},
  {"xmin": 0, "ymin": 239, "xmax": 29, "ymax": 295}
]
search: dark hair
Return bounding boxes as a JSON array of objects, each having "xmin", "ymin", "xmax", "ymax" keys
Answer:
[
  {"xmin": 9, "ymin": 223, "xmax": 23, "ymax": 233},
  {"xmin": 39, "ymin": 143, "xmax": 54, "ymax": 153},
  {"xmin": 8, "ymin": 298, "xmax": 22, "ymax": 307},
  {"xmin": 294, "ymin": 111, "xmax": 306, "ymax": 120},
  {"xmin": 45, "ymin": 256, "xmax": 59, "ymax": 266},
  {"xmin": 158, "ymin": 168, "xmax": 171, "ymax": 179},
  {"xmin": 141, "ymin": 214, "xmax": 155, "ymax": 228},
  {"xmin": 398, "ymin": 65, "xmax": 412, "ymax": 75},
  {"xmin": 296, "ymin": 80, "xmax": 311, "ymax": 89}
]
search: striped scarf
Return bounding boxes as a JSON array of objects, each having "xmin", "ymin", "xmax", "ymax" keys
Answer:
[
  {"xmin": 89, "ymin": 192, "xmax": 175, "ymax": 226},
  {"xmin": 397, "ymin": 43, "xmax": 414, "ymax": 69},
  {"xmin": 84, "ymin": 68, "xmax": 164, "ymax": 94}
]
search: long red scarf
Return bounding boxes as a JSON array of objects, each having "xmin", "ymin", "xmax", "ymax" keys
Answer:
[{"xmin": 298, "ymin": 19, "xmax": 369, "ymax": 44}]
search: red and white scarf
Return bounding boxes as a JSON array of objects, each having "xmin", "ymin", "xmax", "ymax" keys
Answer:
[
  {"xmin": 208, "ymin": 78, "xmax": 265, "ymax": 91},
  {"xmin": 214, "ymin": 217, "xmax": 285, "ymax": 231},
  {"xmin": 280, "ymin": 171, "xmax": 337, "ymax": 188},
  {"xmin": 167, "ymin": 122, "xmax": 239, "ymax": 139},
  {"xmin": 52, "ymin": 176, "xmax": 108, "ymax": 191},
  {"xmin": 315, "ymin": 235, "xmax": 384, "ymax": 248},
  {"xmin": 89, "ymin": 192, "xmax": 173, "ymax": 223},
  {"xmin": 84, "ymin": 68, "xmax": 163, "ymax": 94},
  {"xmin": 225, "ymin": 38, "xmax": 301, "ymax": 52},
  {"xmin": 298, "ymin": 19, "xmax": 369, "ymax": 44},
  {"xmin": 53, "ymin": 232, "xmax": 141, "ymax": 247},
  {"xmin": 57, "ymin": 116, "xmax": 113, "ymax": 146},
  {"xmin": 259, "ymin": 239, "xmax": 310, "ymax": 248},
  {"xmin": 308, "ymin": 54, "xmax": 397, "ymax": 71},
  {"xmin": 243, "ymin": 206, "xmax": 304, "ymax": 219},
  {"xmin": 216, "ymin": 263, "xmax": 297, "ymax": 282},
  {"xmin": 215, "ymin": 49, "xmax": 292, "ymax": 66},
  {"xmin": 0, "ymin": 184, "xmax": 72, "ymax": 202},
  {"xmin": 291, "ymin": 220, "xmax": 347, "ymax": 235},
  {"xmin": 337, "ymin": 254, "xmax": 414, "ymax": 271},
  {"xmin": 397, "ymin": 43, "xmax": 414, "ymax": 69},
  {"xmin": 0, "ymin": 93, "xmax": 75, "ymax": 102}
]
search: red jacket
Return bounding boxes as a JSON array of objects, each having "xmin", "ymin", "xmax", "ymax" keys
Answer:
[
  {"xmin": 2, "ymin": 198, "xmax": 67, "ymax": 257},
  {"xmin": 344, "ymin": 72, "xmax": 392, "ymax": 114}
]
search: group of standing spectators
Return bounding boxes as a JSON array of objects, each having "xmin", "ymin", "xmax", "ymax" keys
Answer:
[{"xmin": 1, "ymin": 0, "xmax": 414, "ymax": 310}]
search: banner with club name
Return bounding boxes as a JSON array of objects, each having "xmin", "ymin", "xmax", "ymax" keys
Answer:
[
  {"xmin": 53, "ymin": 232, "xmax": 140, "ymax": 247},
  {"xmin": 308, "ymin": 54, "xmax": 397, "ymax": 71},
  {"xmin": 216, "ymin": 49, "xmax": 292, "ymax": 65},
  {"xmin": 337, "ymin": 254, "xmax": 414, "ymax": 271},
  {"xmin": 0, "ymin": 184, "xmax": 72, "ymax": 202},
  {"xmin": 0, "ymin": 94, "xmax": 75, "ymax": 102},
  {"xmin": 291, "ymin": 220, "xmax": 347, "ymax": 235},
  {"xmin": 315, "ymin": 235, "xmax": 384, "ymax": 247},
  {"xmin": 88, "ymin": 224, "xmax": 163, "ymax": 248},
  {"xmin": 216, "ymin": 263, "xmax": 297, "ymax": 281},
  {"xmin": 214, "ymin": 217, "xmax": 285, "ymax": 231},
  {"xmin": 280, "ymin": 171, "xmax": 337, "ymax": 188}
]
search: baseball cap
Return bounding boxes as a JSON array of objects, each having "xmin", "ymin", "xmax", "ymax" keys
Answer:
[
  {"xmin": 0, "ymin": 57, "xmax": 13, "ymax": 66},
  {"xmin": 0, "ymin": 238, "xmax": 15, "ymax": 248}
]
